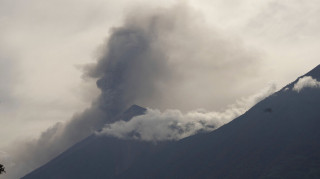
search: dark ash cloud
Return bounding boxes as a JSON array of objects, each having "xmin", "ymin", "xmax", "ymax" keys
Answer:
[{"xmin": 3, "ymin": 4, "xmax": 262, "ymax": 178}]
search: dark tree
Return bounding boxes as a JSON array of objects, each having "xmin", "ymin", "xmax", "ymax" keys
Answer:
[{"xmin": 0, "ymin": 164, "xmax": 5, "ymax": 174}]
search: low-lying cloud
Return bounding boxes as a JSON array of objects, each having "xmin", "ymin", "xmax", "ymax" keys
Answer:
[
  {"xmin": 97, "ymin": 84, "xmax": 276, "ymax": 141},
  {"xmin": 293, "ymin": 76, "xmax": 320, "ymax": 92}
]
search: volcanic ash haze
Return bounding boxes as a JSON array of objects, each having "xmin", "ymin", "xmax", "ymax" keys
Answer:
[{"xmin": 4, "ymin": 4, "xmax": 267, "ymax": 179}]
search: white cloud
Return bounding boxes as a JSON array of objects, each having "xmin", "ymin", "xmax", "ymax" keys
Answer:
[
  {"xmin": 97, "ymin": 84, "xmax": 277, "ymax": 141},
  {"xmin": 293, "ymin": 76, "xmax": 320, "ymax": 92},
  {"xmin": 97, "ymin": 109, "xmax": 236, "ymax": 141}
]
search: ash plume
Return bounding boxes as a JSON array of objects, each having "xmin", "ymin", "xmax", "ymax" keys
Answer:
[{"xmin": 3, "ymin": 4, "xmax": 262, "ymax": 179}]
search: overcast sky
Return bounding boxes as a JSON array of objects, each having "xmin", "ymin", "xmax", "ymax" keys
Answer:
[{"xmin": 0, "ymin": 0, "xmax": 320, "ymax": 168}]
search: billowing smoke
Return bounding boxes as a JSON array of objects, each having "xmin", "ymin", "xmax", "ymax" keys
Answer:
[
  {"xmin": 97, "ymin": 84, "xmax": 276, "ymax": 141},
  {"xmin": 3, "ymin": 4, "xmax": 264, "ymax": 179},
  {"xmin": 293, "ymin": 76, "xmax": 320, "ymax": 92}
]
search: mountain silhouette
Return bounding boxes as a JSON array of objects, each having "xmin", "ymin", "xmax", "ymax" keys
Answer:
[{"xmin": 22, "ymin": 65, "xmax": 320, "ymax": 179}]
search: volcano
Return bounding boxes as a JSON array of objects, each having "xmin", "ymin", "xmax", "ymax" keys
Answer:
[{"xmin": 22, "ymin": 65, "xmax": 320, "ymax": 179}]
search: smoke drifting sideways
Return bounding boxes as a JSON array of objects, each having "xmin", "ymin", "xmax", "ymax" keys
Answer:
[
  {"xmin": 3, "ymin": 4, "xmax": 263, "ymax": 179},
  {"xmin": 97, "ymin": 84, "xmax": 276, "ymax": 141}
]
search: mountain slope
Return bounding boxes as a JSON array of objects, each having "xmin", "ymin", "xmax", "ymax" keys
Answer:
[
  {"xmin": 22, "ymin": 105, "xmax": 153, "ymax": 179},
  {"xmin": 23, "ymin": 65, "xmax": 320, "ymax": 179},
  {"xmin": 122, "ymin": 86, "xmax": 320, "ymax": 178},
  {"xmin": 119, "ymin": 65, "xmax": 320, "ymax": 179}
]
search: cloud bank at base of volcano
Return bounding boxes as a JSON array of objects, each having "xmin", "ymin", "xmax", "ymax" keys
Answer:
[{"xmin": 97, "ymin": 84, "xmax": 276, "ymax": 141}]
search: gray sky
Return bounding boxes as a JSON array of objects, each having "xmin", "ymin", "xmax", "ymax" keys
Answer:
[{"xmin": 0, "ymin": 0, "xmax": 320, "ymax": 171}]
